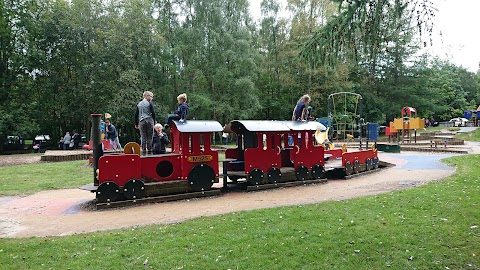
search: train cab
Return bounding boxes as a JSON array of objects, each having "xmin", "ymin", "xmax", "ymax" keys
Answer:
[{"xmin": 168, "ymin": 119, "xmax": 223, "ymax": 190}]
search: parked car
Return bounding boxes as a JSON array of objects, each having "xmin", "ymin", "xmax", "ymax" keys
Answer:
[
  {"xmin": 2, "ymin": 135, "xmax": 25, "ymax": 151},
  {"xmin": 449, "ymin": 117, "xmax": 469, "ymax": 127},
  {"xmin": 33, "ymin": 134, "xmax": 55, "ymax": 152}
]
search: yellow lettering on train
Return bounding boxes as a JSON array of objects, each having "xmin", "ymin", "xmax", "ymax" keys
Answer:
[{"xmin": 187, "ymin": 155, "xmax": 213, "ymax": 163}]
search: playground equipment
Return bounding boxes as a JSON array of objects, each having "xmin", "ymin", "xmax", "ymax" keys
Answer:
[
  {"xmin": 327, "ymin": 92, "xmax": 363, "ymax": 142},
  {"xmin": 386, "ymin": 107, "xmax": 425, "ymax": 143},
  {"xmin": 325, "ymin": 92, "xmax": 379, "ymax": 147}
]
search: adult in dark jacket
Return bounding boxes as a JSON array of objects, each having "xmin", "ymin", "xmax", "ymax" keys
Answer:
[
  {"xmin": 152, "ymin": 123, "xmax": 169, "ymax": 154},
  {"xmin": 72, "ymin": 131, "xmax": 81, "ymax": 149}
]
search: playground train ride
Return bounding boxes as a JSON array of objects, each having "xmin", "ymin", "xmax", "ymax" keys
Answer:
[
  {"xmin": 224, "ymin": 120, "xmax": 379, "ymax": 189},
  {"xmin": 81, "ymin": 114, "xmax": 380, "ymax": 208}
]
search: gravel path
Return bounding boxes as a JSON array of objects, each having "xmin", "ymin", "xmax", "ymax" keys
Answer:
[{"xmin": 0, "ymin": 155, "xmax": 41, "ymax": 167}]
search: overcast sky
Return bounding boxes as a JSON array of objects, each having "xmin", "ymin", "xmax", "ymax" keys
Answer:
[
  {"xmin": 248, "ymin": 0, "xmax": 480, "ymax": 72},
  {"xmin": 428, "ymin": 0, "xmax": 480, "ymax": 72}
]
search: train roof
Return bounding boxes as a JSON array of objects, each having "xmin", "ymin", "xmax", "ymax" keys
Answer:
[
  {"xmin": 230, "ymin": 120, "xmax": 290, "ymax": 132},
  {"xmin": 229, "ymin": 120, "xmax": 325, "ymax": 132},
  {"xmin": 172, "ymin": 120, "xmax": 223, "ymax": 133},
  {"xmin": 284, "ymin": 121, "xmax": 326, "ymax": 131}
]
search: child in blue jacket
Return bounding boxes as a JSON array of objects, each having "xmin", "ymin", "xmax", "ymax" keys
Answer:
[{"xmin": 165, "ymin": 93, "xmax": 189, "ymax": 128}]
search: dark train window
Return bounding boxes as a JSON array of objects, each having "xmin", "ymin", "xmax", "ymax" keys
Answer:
[
  {"xmin": 243, "ymin": 131, "xmax": 258, "ymax": 149},
  {"xmin": 156, "ymin": 160, "xmax": 174, "ymax": 178}
]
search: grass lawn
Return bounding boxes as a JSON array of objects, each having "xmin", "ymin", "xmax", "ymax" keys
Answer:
[
  {"xmin": 456, "ymin": 127, "xmax": 480, "ymax": 142},
  {"xmin": 0, "ymin": 155, "xmax": 478, "ymax": 269},
  {"xmin": 0, "ymin": 160, "xmax": 92, "ymax": 196}
]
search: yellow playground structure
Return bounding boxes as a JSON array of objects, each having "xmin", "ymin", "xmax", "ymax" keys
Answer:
[{"xmin": 386, "ymin": 107, "xmax": 425, "ymax": 143}]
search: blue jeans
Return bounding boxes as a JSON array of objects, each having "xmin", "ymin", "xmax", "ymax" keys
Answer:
[
  {"xmin": 110, "ymin": 136, "xmax": 123, "ymax": 151},
  {"xmin": 288, "ymin": 135, "xmax": 294, "ymax": 146},
  {"xmin": 165, "ymin": 114, "xmax": 180, "ymax": 125}
]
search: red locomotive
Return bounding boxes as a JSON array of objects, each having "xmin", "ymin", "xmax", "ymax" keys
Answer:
[
  {"xmin": 82, "ymin": 115, "xmax": 379, "ymax": 207},
  {"xmin": 82, "ymin": 114, "xmax": 224, "ymax": 204}
]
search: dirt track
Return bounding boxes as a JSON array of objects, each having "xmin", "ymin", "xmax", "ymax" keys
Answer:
[{"xmin": 0, "ymin": 150, "xmax": 461, "ymax": 238}]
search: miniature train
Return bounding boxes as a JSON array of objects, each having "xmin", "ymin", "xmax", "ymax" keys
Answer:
[{"xmin": 81, "ymin": 115, "xmax": 379, "ymax": 206}]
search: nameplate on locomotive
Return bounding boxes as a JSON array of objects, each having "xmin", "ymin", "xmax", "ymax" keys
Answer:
[{"xmin": 187, "ymin": 155, "xmax": 213, "ymax": 163}]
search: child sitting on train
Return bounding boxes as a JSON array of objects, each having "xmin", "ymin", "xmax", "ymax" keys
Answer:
[{"xmin": 164, "ymin": 93, "xmax": 189, "ymax": 129}]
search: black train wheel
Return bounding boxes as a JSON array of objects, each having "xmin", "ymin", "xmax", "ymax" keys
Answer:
[
  {"xmin": 311, "ymin": 164, "xmax": 325, "ymax": 179},
  {"xmin": 353, "ymin": 160, "xmax": 361, "ymax": 174},
  {"xmin": 123, "ymin": 179, "xmax": 145, "ymax": 200},
  {"xmin": 366, "ymin": 158, "xmax": 373, "ymax": 170},
  {"xmin": 248, "ymin": 168, "xmax": 264, "ymax": 185},
  {"xmin": 188, "ymin": 164, "xmax": 215, "ymax": 191},
  {"xmin": 295, "ymin": 165, "xmax": 309, "ymax": 181},
  {"xmin": 96, "ymin": 181, "xmax": 120, "ymax": 203},
  {"xmin": 267, "ymin": 167, "xmax": 281, "ymax": 184},
  {"xmin": 373, "ymin": 157, "xmax": 379, "ymax": 169},
  {"xmin": 344, "ymin": 161, "xmax": 353, "ymax": 176}
]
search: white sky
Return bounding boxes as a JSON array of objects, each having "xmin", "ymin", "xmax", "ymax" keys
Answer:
[
  {"xmin": 248, "ymin": 0, "xmax": 480, "ymax": 72},
  {"xmin": 428, "ymin": 0, "xmax": 480, "ymax": 72}
]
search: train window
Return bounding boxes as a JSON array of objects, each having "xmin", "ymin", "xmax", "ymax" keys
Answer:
[
  {"xmin": 262, "ymin": 133, "xmax": 267, "ymax": 150},
  {"xmin": 156, "ymin": 160, "xmax": 174, "ymax": 178},
  {"xmin": 243, "ymin": 132, "xmax": 257, "ymax": 149},
  {"xmin": 189, "ymin": 135, "xmax": 193, "ymax": 154},
  {"xmin": 200, "ymin": 134, "xmax": 205, "ymax": 152}
]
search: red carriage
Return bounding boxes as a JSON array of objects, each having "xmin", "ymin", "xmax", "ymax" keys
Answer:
[{"xmin": 224, "ymin": 120, "xmax": 378, "ymax": 187}]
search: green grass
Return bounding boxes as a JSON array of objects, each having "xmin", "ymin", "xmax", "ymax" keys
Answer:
[
  {"xmin": 0, "ymin": 155, "xmax": 479, "ymax": 269},
  {"xmin": 456, "ymin": 127, "xmax": 480, "ymax": 142},
  {"xmin": 417, "ymin": 126, "xmax": 444, "ymax": 133},
  {"xmin": 0, "ymin": 160, "xmax": 92, "ymax": 196}
]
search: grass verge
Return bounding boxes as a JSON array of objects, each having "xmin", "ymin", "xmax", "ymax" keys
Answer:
[
  {"xmin": 456, "ymin": 127, "xmax": 480, "ymax": 142},
  {"xmin": 0, "ymin": 155, "xmax": 479, "ymax": 269}
]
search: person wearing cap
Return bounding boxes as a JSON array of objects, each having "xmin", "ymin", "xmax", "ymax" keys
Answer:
[{"xmin": 135, "ymin": 91, "xmax": 156, "ymax": 155}]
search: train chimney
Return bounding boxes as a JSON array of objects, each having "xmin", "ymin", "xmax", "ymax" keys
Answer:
[{"xmin": 91, "ymin": 114, "xmax": 103, "ymax": 186}]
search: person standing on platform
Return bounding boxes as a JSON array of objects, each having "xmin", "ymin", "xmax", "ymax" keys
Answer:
[{"xmin": 135, "ymin": 91, "xmax": 156, "ymax": 155}]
